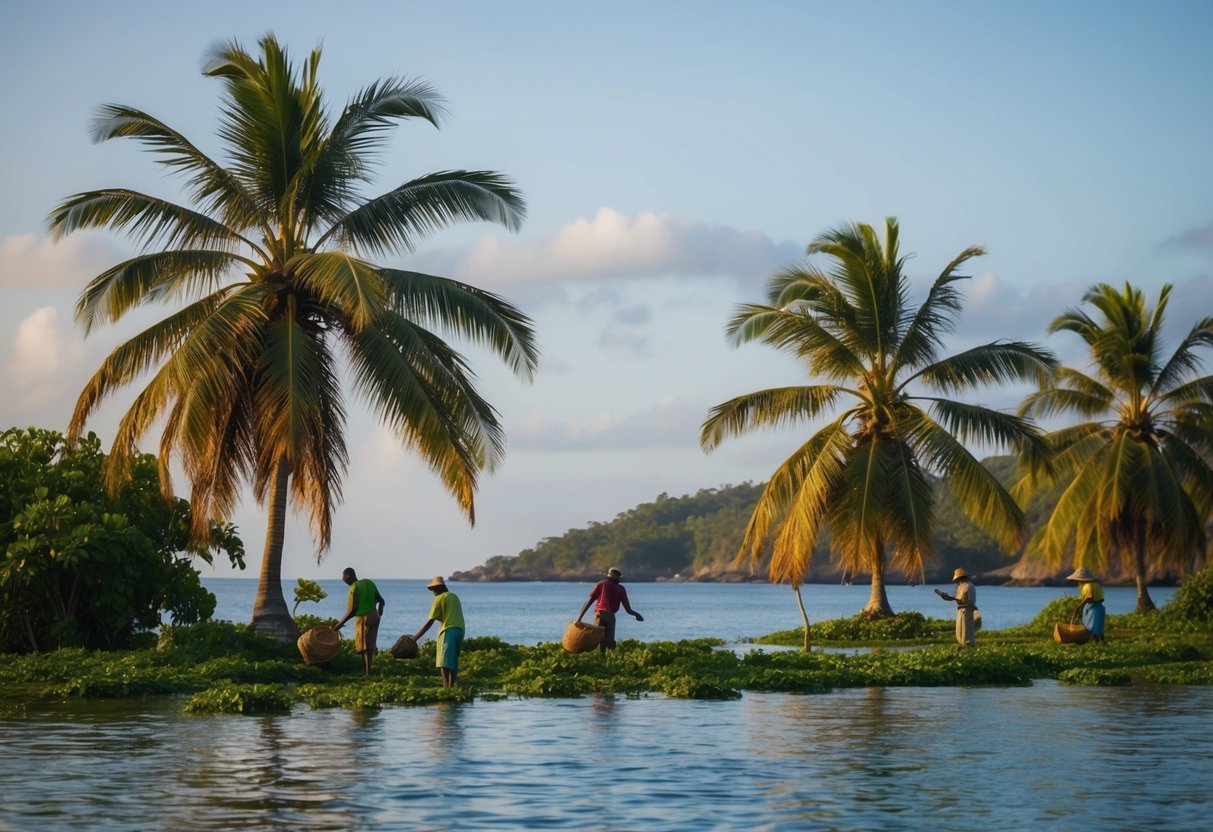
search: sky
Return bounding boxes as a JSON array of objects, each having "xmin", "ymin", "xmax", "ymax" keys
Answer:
[{"xmin": 1, "ymin": 1, "xmax": 1211, "ymax": 580}]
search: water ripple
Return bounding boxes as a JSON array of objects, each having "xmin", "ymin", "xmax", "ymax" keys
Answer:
[{"xmin": 3, "ymin": 684, "xmax": 1212, "ymax": 830}]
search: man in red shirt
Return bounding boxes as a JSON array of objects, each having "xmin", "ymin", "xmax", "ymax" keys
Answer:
[{"xmin": 577, "ymin": 567, "xmax": 644, "ymax": 653}]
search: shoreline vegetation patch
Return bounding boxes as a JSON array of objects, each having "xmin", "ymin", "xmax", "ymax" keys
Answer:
[{"xmin": 3, "ymin": 590, "xmax": 1212, "ymax": 713}]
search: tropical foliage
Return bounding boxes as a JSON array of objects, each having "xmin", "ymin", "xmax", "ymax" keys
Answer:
[
  {"xmin": 4, "ymin": 600, "xmax": 1211, "ymax": 712},
  {"xmin": 1017, "ymin": 283, "xmax": 1213, "ymax": 611},
  {"xmin": 46, "ymin": 34, "xmax": 537, "ymax": 639},
  {"xmin": 0, "ymin": 428, "xmax": 243, "ymax": 652},
  {"xmin": 701, "ymin": 218, "xmax": 1054, "ymax": 616}
]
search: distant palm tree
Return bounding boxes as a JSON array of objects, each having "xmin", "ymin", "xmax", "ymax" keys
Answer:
[
  {"xmin": 1017, "ymin": 283, "xmax": 1213, "ymax": 612},
  {"xmin": 47, "ymin": 35, "xmax": 538, "ymax": 640},
  {"xmin": 701, "ymin": 218, "xmax": 1053, "ymax": 617}
]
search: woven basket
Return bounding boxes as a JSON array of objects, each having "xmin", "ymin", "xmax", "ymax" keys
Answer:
[
  {"xmin": 298, "ymin": 625, "xmax": 342, "ymax": 664},
  {"xmin": 1054, "ymin": 608, "xmax": 1091, "ymax": 645},
  {"xmin": 390, "ymin": 633, "xmax": 419, "ymax": 659},
  {"xmin": 562, "ymin": 620, "xmax": 605, "ymax": 654}
]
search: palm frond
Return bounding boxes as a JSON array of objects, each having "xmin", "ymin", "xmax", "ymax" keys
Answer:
[
  {"xmin": 317, "ymin": 171, "xmax": 526, "ymax": 256},
  {"xmin": 88, "ymin": 104, "xmax": 264, "ymax": 230},
  {"xmin": 47, "ymin": 190, "xmax": 253, "ymax": 254},
  {"xmin": 1153, "ymin": 317, "xmax": 1213, "ymax": 396},
  {"xmin": 912, "ymin": 341, "xmax": 1055, "ymax": 394},
  {"xmin": 919, "ymin": 398, "xmax": 1047, "ymax": 457},
  {"xmin": 699, "ymin": 385, "xmax": 845, "ymax": 451},
  {"xmin": 288, "ymin": 251, "xmax": 387, "ymax": 332},
  {"xmin": 380, "ymin": 268, "xmax": 538, "ymax": 380},
  {"xmin": 74, "ymin": 249, "xmax": 254, "ymax": 334}
]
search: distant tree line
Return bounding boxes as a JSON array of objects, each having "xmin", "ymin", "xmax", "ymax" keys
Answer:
[{"xmin": 456, "ymin": 458, "xmax": 1056, "ymax": 583}]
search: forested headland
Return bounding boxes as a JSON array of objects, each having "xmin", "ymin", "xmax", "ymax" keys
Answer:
[{"xmin": 452, "ymin": 456, "xmax": 1113, "ymax": 585}]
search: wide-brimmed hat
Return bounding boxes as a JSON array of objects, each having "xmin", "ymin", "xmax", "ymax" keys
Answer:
[
  {"xmin": 426, "ymin": 575, "xmax": 447, "ymax": 590},
  {"xmin": 952, "ymin": 567, "xmax": 971, "ymax": 582},
  {"xmin": 1066, "ymin": 567, "xmax": 1096, "ymax": 582},
  {"xmin": 606, "ymin": 567, "xmax": 623, "ymax": 580}
]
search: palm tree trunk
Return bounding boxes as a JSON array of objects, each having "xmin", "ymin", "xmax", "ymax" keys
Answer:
[
  {"xmin": 862, "ymin": 542, "xmax": 894, "ymax": 619},
  {"xmin": 250, "ymin": 457, "xmax": 300, "ymax": 642},
  {"xmin": 1133, "ymin": 535, "xmax": 1156, "ymax": 613},
  {"xmin": 793, "ymin": 584, "xmax": 810, "ymax": 651}
]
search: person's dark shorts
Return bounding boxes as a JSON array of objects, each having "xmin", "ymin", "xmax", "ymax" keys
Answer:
[{"xmin": 594, "ymin": 610, "xmax": 617, "ymax": 648}]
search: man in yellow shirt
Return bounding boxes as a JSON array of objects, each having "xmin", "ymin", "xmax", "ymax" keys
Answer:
[
  {"xmin": 1068, "ymin": 567, "xmax": 1106, "ymax": 643},
  {"xmin": 413, "ymin": 576, "xmax": 465, "ymax": 687}
]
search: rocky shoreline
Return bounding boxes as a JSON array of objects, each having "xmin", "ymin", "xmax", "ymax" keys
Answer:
[{"xmin": 448, "ymin": 560, "xmax": 1172, "ymax": 587}]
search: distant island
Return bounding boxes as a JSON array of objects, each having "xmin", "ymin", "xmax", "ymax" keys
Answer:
[{"xmin": 452, "ymin": 457, "xmax": 1154, "ymax": 586}]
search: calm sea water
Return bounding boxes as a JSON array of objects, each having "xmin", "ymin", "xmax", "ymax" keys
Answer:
[
  {"xmin": 205, "ymin": 577, "xmax": 1176, "ymax": 645},
  {"xmin": 3, "ymin": 580, "xmax": 1201, "ymax": 831},
  {"xmin": 3, "ymin": 684, "xmax": 1211, "ymax": 831}
]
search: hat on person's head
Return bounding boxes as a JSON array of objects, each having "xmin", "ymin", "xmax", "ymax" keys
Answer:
[
  {"xmin": 1066, "ymin": 567, "xmax": 1096, "ymax": 582},
  {"xmin": 426, "ymin": 575, "xmax": 447, "ymax": 590},
  {"xmin": 952, "ymin": 567, "xmax": 971, "ymax": 582},
  {"xmin": 606, "ymin": 567, "xmax": 623, "ymax": 580}
]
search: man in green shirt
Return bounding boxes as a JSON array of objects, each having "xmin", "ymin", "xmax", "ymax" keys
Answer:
[
  {"xmin": 334, "ymin": 567, "xmax": 385, "ymax": 675},
  {"xmin": 413, "ymin": 576, "xmax": 465, "ymax": 687}
]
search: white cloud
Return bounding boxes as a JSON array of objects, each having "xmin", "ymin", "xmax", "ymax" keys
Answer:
[
  {"xmin": 406, "ymin": 207, "xmax": 803, "ymax": 288},
  {"xmin": 0, "ymin": 231, "xmax": 125, "ymax": 288},
  {"xmin": 9, "ymin": 306, "xmax": 85, "ymax": 410}
]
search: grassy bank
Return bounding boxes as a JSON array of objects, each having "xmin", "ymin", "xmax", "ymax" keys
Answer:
[{"xmin": 2, "ymin": 596, "xmax": 1211, "ymax": 714}]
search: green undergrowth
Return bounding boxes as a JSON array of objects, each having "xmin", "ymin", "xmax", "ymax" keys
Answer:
[{"xmin": 2, "ymin": 605, "xmax": 1212, "ymax": 711}]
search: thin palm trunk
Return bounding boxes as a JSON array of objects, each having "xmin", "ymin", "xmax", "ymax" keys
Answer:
[
  {"xmin": 250, "ymin": 458, "xmax": 299, "ymax": 641},
  {"xmin": 863, "ymin": 542, "xmax": 894, "ymax": 618},
  {"xmin": 793, "ymin": 584, "xmax": 811, "ymax": 651},
  {"xmin": 1133, "ymin": 535, "xmax": 1156, "ymax": 613}
]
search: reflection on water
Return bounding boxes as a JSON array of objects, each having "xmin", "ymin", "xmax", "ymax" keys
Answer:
[{"xmin": 4, "ymin": 685, "xmax": 1212, "ymax": 830}]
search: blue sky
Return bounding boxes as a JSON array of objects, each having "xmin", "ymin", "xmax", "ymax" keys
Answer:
[{"xmin": 1, "ymin": 1, "xmax": 1211, "ymax": 579}]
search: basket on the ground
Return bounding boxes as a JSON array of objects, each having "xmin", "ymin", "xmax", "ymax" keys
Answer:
[
  {"xmin": 1054, "ymin": 607, "xmax": 1091, "ymax": 645},
  {"xmin": 390, "ymin": 633, "xmax": 419, "ymax": 659},
  {"xmin": 562, "ymin": 620, "xmax": 605, "ymax": 654},
  {"xmin": 298, "ymin": 625, "xmax": 342, "ymax": 664}
]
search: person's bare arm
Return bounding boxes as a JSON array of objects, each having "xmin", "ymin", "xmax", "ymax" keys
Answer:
[
  {"xmin": 375, "ymin": 590, "xmax": 386, "ymax": 616},
  {"xmin": 577, "ymin": 598, "xmax": 593, "ymax": 622},
  {"xmin": 621, "ymin": 598, "xmax": 644, "ymax": 621},
  {"xmin": 333, "ymin": 594, "xmax": 356, "ymax": 629},
  {"xmin": 414, "ymin": 618, "xmax": 436, "ymax": 642}
]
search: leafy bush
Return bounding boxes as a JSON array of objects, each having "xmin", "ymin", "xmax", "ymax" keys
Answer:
[
  {"xmin": 0, "ymin": 428, "xmax": 245, "ymax": 652},
  {"xmin": 1166, "ymin": 569, "xmax": 1213, "ymax": 625},
  {"xmin": 184, "ymin": 683, "xmax": 294, "ymax": 714}
]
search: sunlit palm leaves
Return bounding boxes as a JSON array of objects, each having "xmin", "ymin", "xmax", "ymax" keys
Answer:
[
  {"xmin": 1017, "ymin": 283, "xmax": 1213, "ymax": 611},
  {"xmin": 701, "ymin": 218, "xmax": 1053, "ymax": 616},
  {"xmin": 47, "ymin": 34, "xmax": 537, "ymax": 637}
]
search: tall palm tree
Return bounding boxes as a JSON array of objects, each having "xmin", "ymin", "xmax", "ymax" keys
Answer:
[
  {"xmin": 1017, "ymin": 283, "xmax": 1213, "ymax": 612},
  {"xmin": 700, "ymin": 218, "xmax": 1053, "ymax": 617},
  {"xmin": 47, "ymin": 35, "xmax": 538, "ymax": 640}
]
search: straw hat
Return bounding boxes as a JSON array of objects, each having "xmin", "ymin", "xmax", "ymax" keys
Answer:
[
  {"xmin": 952, "ymin": 567, "xmax": 971, "ymax": 582},
  {"xmin": 1066, "ymin": 567, "xmax": 1096, "ymax": 582},
  {"xmin": 606, "ymin": 567, "xmax": 623, "ymax": 580},
  {"xmin": 426, "ymin": 575, "xmax": 447, "ymax": 590}
]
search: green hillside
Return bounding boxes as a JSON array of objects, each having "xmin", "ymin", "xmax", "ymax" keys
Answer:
[{"xmin": 453, "ymin": 456, "xmax": 1048, "ymax": 583}]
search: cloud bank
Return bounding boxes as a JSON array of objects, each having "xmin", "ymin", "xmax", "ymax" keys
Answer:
[{"xmin": 407, "ymin": 208, "xmax": 803, "ymax": 288}]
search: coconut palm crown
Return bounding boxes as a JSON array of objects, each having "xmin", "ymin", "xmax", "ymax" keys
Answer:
[
  {"xmin": 1017, "ymin": 282, "xmax": 1213, "ymax": 612},
  {"xmin": 46, "ymin": 35, "xmax": 538, "ymax": 640},
  {"xmin": 701, "ymin": 218, "xmax": 1054, "ymax": 617}
]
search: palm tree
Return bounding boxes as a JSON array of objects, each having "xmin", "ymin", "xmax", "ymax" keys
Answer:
[
  {"xmin": 1017, "ymin": 283, "xmax": 1213, "ymax": 612},
  {"xmin": 47, "ymin": 35, "xmax": 538, "ymax": 640},
  {"xmin": 700, "ymin": 218, "xmax": 1053, "ymax": 617}
]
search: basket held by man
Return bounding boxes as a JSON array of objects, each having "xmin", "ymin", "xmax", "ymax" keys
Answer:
[
  {"xmin": 562, "ymin": 620, "xmax": 604, "ymax": 654},
  {"xmin": 298, "ymin": 625, "xmax": 342, "ymax": 664},
  {"xmin": 391, "ymin": 633, "xmax": 419, "ymax": 659}
]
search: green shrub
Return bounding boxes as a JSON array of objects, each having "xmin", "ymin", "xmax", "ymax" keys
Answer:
[
  {"xmin": 1165, "ymin": 569, "xmax": 1213, "ymax": 625},
  {"xmin": 184, "ymin": 683, "xmax": 294, "ymax": 714},
  {"xmin": 660, "ymin": 675, "xmax": 741, "ymax": 700}
]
